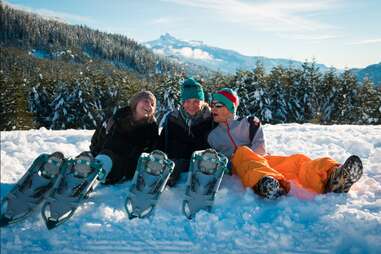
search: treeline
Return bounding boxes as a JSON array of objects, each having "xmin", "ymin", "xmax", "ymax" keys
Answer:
[
  {"xmin": 233, "ymin": 63, "xmax": 381, "ymax": 124},
  {"xmin": 0, "ymin": 47, "xmax": 162, "ymax": 130},
  {"xmin": 166, "ymin": 63, "xmax": 381, "ymax": 125},
  {"xmin": 1, "ymin": 49, "xmax": 380, "ymax": 131}
]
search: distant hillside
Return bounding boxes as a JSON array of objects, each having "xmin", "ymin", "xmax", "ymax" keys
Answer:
[
  {"xmin": 144, "ymin": 33, "xmax": 331, "ymax": 74},
  {"xmin": 350, "ymin": 63, "xmax": 381, "ymax": 87},
  {"xmin": 0, "ymin": 3, "xmax": 179, "ymax": 77}
]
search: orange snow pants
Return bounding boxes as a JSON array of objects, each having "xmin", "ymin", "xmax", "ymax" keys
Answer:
[{"xmin": 231, "ymin": 146, "xmax": 340, "ymax": 194}]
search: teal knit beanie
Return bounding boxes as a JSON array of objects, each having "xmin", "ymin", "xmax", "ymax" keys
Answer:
[
  {"xmin": 212, "ymin": 88, "xmax": 239, "ymax": 114},
  {"xmin": 180, "ymin": 78, "xmax": 205, "ymax": 102}
]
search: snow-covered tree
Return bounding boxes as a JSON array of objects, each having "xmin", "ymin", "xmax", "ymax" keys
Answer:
[
  {"xmin": 319, "ymin": 68, "xmax": 341, "ymax": 124},
  {"xmin": 358, "ymin": 78, "xmax": 381, "ymax": 124},
  {"xmin": 268, "ymin": 66, "xmax": 288, "ymax": 123},
  {"xmin": 49, "ymin": 81, "xmax": 71, "ymax": 129},
  {"xmin": 155, "ymin": 74, "xmax": 183, "ymax": 122}
]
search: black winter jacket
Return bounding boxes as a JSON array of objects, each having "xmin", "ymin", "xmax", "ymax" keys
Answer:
[
  {"xmin": 90, "ymin": 106, "xmax": 159, "ymax": 184},
  {"xmin": 157, "ymin": 106, "xmax": 215, "ymax": 179}
]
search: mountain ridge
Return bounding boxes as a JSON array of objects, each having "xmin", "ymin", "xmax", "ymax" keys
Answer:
[
  {"xmin": 144, "ymin": 33, "xmax": 331, "ymax": 73},
  {"xmin": 145, "ymin": 33, "xmax": 381, "ymax": 86}
]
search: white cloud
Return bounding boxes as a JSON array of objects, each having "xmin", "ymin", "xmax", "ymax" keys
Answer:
[
  {"xmin": 151, "ymin": 17, "xmax": 173, "ymax": 25},
  {"xmin": 153, "ymin": 48, "xmax": 166, "ymax": 55},
  {"xmin": 279, "ymin": 33, "xmax": 342, "ymax": 41},
  {"xmin": 4, "ymin": 1, "xmax": 93, "ymax": 24},
  {"xmin": 172, "ymin": 47, "xmax": 213, "ymax": 60},
  {"xmin": 162, "ymin": 0, "xmax": 340, "ymax": 32},
  {"xmin": 348, "ymin": 38, "xmax": 381, "ymax": 45}
]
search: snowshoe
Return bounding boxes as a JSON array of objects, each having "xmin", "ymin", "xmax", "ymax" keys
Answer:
[
  {"xmin": 325, "ymin": 155, "xmax": 363, "ymax": 193},
  {"xmin": 125, "ymin": 150, "xmax": 174, "ymax": 219},
  {"xmin": 41, "ymin": 152, "xmax": 102, "ymax": 230},
  {"xmin": 0, "ymin": 152, "xmax": 65, "ymax": 227},
  {"xmin": 182, "ymin": 149, "xmax": 228, "ymax": 219}
]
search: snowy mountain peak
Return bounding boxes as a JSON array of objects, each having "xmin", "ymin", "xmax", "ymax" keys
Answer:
[
  {"xmin": 144, "ymin": 33, "xmax": 330, "ymax": 73},
  {"xmin": 159, "ymin": 33, "xmax": 178, "ymax": 43},
  {"xmin": 189, "ymin": 40, "xmax": 204, "ymax": 46}
]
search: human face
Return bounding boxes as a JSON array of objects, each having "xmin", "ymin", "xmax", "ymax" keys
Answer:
[
  {"xmin": 135, "ymin": 98, "xmax": 155, "ymax": 121},
  {"xmin": 211, "ymin": 100, "xmax": 233, "ymax": 124},
  {"xmin": 183, "ymin": 98, "xmax": 202, "ymax": 116}
]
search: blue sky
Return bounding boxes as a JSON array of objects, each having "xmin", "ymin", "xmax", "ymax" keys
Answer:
[{"xmin": 4, "ymin": 0, "xmax": 381, "ymax": 69}]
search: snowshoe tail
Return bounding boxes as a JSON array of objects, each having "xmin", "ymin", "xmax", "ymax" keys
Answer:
[
  {"xmin": 125, "ymin": 150, "xmax": 174, "ymax": 219},
  {"xmin": 0, "ymin": 152, "xmax": 65, "ymax": 227},
  {"xmin": 41, "ymin": 152, "xmax": 101, "ymax": 230},
  {"xmin": 182, "ymin": 149, "xmax": 228, "ymax": 219}
]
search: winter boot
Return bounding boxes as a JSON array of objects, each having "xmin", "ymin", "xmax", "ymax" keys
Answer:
[
  {"xmin": 325, "ymin": 155, "xmax": 363, "ymax": 193},
  {"xmin": 253, "ymin": 176, "xmax": 286, "ymax": 199}
]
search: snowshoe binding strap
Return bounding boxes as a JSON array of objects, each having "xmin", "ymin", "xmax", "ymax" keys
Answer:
[
  {"xmin": 145, "ymin": 150, "xmax": 167, "ymax": 176},
  {"xmin": 41, "ymin": 152, "xmax": 65, "ymax": 179},
  {"xmin": 73, "ymin": 153, "xmax": 94, "ymax": 178},
  {"xmin": 198, "ymin": 149, "xmax": 219, "ymax": 175}
]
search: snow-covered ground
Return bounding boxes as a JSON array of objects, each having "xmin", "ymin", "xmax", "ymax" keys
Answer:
[{"xmin": 1, "ymin": 124, "xmax": 381, "ymax": 254}]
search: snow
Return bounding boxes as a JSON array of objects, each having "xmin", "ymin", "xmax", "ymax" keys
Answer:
[{"xmin": 1, "ymin": 124, "xmax": 381, "ymax": 253}]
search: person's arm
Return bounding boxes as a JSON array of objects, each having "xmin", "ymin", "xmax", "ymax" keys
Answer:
[
  {"xmin": 147, "ymin": 122, "xmax": 160, "ymax": 152},
  {"xmin": 157, "ymin": 112, "xmax": 172, "ymax": 152},
  {"xmin": 207, "ymin": 131, "xmax": 216, "ymax": 151},
  {"xmin": 250, "ymin": 124, "xmax": 267, "ymax": 155}
]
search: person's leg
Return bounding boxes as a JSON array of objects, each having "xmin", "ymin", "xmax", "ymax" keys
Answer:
[
  {"xmin": 267, "ymin": 154, "xmax": 339, "ymax": 194},
  {"xmin": 231, "ymin": 146, "xmax": 289, "ymax": 191},
  {"xmin": 167, "ymin": 159, "xmax": 189, "ymax": 187}
]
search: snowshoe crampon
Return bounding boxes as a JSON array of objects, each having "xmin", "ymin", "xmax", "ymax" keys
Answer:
[
  {"xmin": 0, "ymin": 152, "xmax": 65, "ymax": 227},
  {"xmin": 41, "ymin": 152, "xmax": 101, "ymax": 230},
  {"xmin": 125, "ymin": 150, "xmax": 174, "ymax": 219},
  {"xmin": 182, "ymin": 149, "xmax": 228, "ymax": 219}
]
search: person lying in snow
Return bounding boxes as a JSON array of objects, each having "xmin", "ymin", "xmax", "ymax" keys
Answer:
[
  {"xmin": 157, "ymin": 77, "xmax": 215, "ymax": 187},
  {"xmin": 90, "ymin": 90, "xmax": 159, "ymax": 184},
  {"xmin": 207, "ymin": 88, "xmax": 363, "ymax": 199}
]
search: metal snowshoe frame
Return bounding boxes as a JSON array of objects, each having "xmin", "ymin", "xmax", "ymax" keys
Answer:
[
  {"xmin": 182, "ymin": 149, "xmax": 228, "ymax": 219},
  {"xmin": 125, "ymin": 150, "xmax": 175, "ymax": 219},
  {"xmin": 41, "ymin": 152, "xmax": 102, "ymax": 230},
  {"xmin": 0, "ymin": 152, "xmax": 65, "ymax": 227}
]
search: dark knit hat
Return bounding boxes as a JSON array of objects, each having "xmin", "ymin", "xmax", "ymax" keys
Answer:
[
  {"xmin": 212, "ymin": 88, "xmax": 239, "ymax": 114},
  {"xmin": 129, "ymin": 90, "xmax": 156, "ymax": 111},
  {"xmin": 180, "ymin": 78, "xmax": 205, "ymax": 102}
]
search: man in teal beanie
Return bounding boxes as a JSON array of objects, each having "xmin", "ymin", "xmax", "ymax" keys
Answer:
[
  {"xmin": 180, "ymin": 77, "xmax": 205, "ymax": 102},
  {"xmin": 157, "ymin": 77, "xmax": 213, "ymax": 187}
]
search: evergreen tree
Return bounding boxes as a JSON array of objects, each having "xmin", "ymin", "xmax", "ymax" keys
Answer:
[
  {"xmin": 358, "ymin": 78, "xmax": 381, "ymax": 124},
  {"xmin": 268, "ymin": 66, "xmax": 288, "ymax": 123},
  {"xmin": 0, "ymin": 70, "xmax": 15, "ymax": 130},
  {"xmin": 296, "ymin": 61, "xmax": 321, "ymax": 122},
  {"xmin": 65, "ymin": 77, "xmax": 97, "ymax": 129},
  {"xmin": 285, "ymin": 67, "xmax": 304, "ymax": 123},
  {"xmin": 12, "ymin": 78, "xmax": 35, "ymax": 130},
  {"xmin": 49, "ymin": 81, "xmax": 71, "ymax": 129},
  {"xmin": 155, "ymin": 73, "xmax": 183, "ymax": 122},
  {"xmin": 319, "ymin": 68, "xmax": 340, "ymax": 124},
  {"xmin": 332, "ymin": 70, "xmax": 360, "ymax": 123},
  {"xmin": 28, "ymin": 75, "xmax": 52, "ymax": 128}
]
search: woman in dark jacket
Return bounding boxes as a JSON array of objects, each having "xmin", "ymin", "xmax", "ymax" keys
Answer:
[
  {"xmin": 90, "ymin": 91, "xmax": 159, "ymax": 184},
  {"xmin": 158, "ymin": 78, "xmax": 215, "ymax": 186}
]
